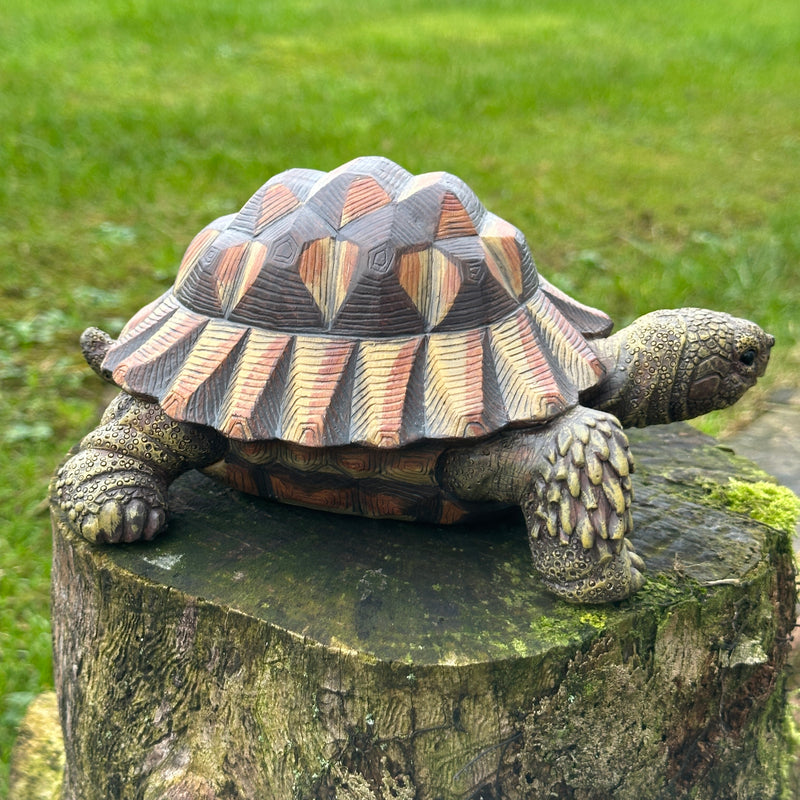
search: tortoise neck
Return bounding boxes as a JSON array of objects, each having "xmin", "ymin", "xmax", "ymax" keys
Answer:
[{"xmin": 583, "ymin": 312, "xmax": 687, "ymax": 427}]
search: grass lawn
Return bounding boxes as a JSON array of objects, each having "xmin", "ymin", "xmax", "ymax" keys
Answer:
[{"xmin": 1, "ymin": 0, "xmax": 799, "ymax": 789}]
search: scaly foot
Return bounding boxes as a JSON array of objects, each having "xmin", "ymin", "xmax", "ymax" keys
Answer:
[
  {"xmin": 54, "ymin": 448, "xmax": 168, "ymax": 543},
  {"xmin": 521, "ymin": 407, "xmax": 644, "ymax": 602}
]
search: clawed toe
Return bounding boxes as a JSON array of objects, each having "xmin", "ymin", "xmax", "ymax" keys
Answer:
[
  {"xmin": 120, "ymin": 499, "xmax": 145, "ymax": 542},
  {"xmin": 144, "ymin": 507, "xmax": 166, "ymax": 540},
  {"xmin": 78, "ymin": 513, "xmax": 101, "ymax": 543},
  {"xmin": 78, "ymin": 499, "xmax": 167, "ymax": 544},
  {"xmin": 625, "ymin": 542, "xmax": 647, "ymax": 575},
  {"xmin": 628, "ymin": 564, "xmax": 646, "ymax": 593},
  {"xmin": 75, "ymin": 498, "xmax": 167, "ymax": 544}
]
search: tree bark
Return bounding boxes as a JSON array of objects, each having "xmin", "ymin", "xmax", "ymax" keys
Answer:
[{"xmin": 44, "ymin": 423, "xmax": 796, "ymax": 799}]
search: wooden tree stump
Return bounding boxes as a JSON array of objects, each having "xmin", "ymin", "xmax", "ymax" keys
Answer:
[{"xmin": 42, "ymin": 424, "xmax": 796, "ymax": 800}]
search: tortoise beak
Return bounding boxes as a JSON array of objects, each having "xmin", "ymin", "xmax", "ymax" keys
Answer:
[{"xmin": 756, "ymin": 332, "xmax": 775, "ymax": 378}]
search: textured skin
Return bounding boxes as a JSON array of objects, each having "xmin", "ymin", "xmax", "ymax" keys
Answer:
[
  {"xmin": 53, "ymin": 158, "xmax": 774, "ymax": 603},
  {"xmin": 54, "ymin": 393, "xmax": 224, "ymax": 543}
]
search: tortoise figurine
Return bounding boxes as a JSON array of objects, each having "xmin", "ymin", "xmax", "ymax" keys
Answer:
[{"xmin": 54, "ymin": 156, "xmax": 773, "ymax": 603}]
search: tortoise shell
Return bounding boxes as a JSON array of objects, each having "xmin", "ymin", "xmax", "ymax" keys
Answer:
[{"xmin": 102, "ymin": 157, "xmax": 612, "ymax": 449}]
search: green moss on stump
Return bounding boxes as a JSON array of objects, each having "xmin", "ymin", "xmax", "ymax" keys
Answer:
[{"xmin": 709, "ymin": 478, "xmax": 800, "ymax": 535}]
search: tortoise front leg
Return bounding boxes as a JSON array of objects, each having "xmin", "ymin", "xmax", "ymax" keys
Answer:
[
  {"xmin": 53, "ymin": 393, "xmax": 225, "ymax": 544},
  {"xmin": 440, "ymin": 406, "xmax": 646, "ymax": 604}
]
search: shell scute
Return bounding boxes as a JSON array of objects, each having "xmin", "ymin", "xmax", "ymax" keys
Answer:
[
  {"xmin": 435, "ymin": 191, "xmax": 479, "ymax": 240},
  {"xmin": 397, "ymin": 246, "xmax": 462, "ymax": 332},
  {"xmin": 104, "ymin": 157, "xmax": 611, "ymax": 447},
  {"xmin": 112, "ymin": 306, "xmax": 208, "ymax": 400},
  {"xmin": 215, "ymin": 328, "xmax": 294, "ymax": 440},
  {"xmin": 160, "ymin": 320, "xmax": 249, "ymax": 425},
  {"xmin": 423, "ymin": 328, "xmax": 499, "ymax": 439},
  {"xmin": 480, "ymin": 215, "xmax": 528, "ymax": 300},
  {"xmin": 174, "ymin": 224, "xmax": 227, "ymax": 293},
  {"xmin": 488, "ymin": 306, "xmax": 573, "ymax": 423},
  {"xmin": 350, "ymin": 337, "xmax": 423, "ymax": 448},
  {"xmin": 280, "ymin": 336, "xmax": 357, "ymax": 448},
  {"xmin": 253, "ymin": 183, "xmax": 301, "ymax": 236}
]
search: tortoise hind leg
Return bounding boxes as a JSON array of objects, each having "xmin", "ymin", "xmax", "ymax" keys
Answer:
[
  {"xmin": 53, "ymin": 393, "xmax": 225, "ymax": 544},
  {"xmin": 440, "ymin": 406, "xmax": 646, "ymax": 604}
]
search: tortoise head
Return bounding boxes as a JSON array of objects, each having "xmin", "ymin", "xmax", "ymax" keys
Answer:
[
  {"xmin": 589, "ymin": 308, "xmax": 774, "ymax": 427},
  {"xmin": 675, "ymin": 308, "xmax": 774, "ymax": 420}
]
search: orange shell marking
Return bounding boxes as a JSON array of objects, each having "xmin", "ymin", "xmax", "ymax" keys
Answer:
[
  {"xmin": 254, "ymin": 183, "xmax": 300, "ymax": 236},
  {"xmin": 340, "ymin": 177, "xmax": 392, "ymax": 227}
]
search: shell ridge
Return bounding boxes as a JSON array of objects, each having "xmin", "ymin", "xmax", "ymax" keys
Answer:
[
  {"xmin": 488, "ymin": 305, "xmax": 570, "ymax": 422},
  {"xmin": 537, "ymin": 275, "xmax": 613, "ymax": 338},
  {"xmin": 175, "ymin": 226, "xmax": 226, "ymax": 293},
  {"xmin": 423, "ymin": 329, "xmax": 487, "ymax": 439},
  {"xmin": 215, "ymin": 326, "xmax": 259, "ymax": 439},
  {"xmin": 251, "ymin": 183, "xmax": 302, "ymax": 236},
  {"xmin": 525, "ymin": 298, "xmax": 579, "ymax": 414},
  {"xmin": 349, "ymin": 336, "xmax": 424, "ymax": 447},
  {"xmin": 102, "ymin": 293, "xmax": 180, "ymax": 373},
  {"xmin": 329, "ymin": 235, "xmax": 365, "ymax": 328},
  {"xmin": 263, "ymin": 333, "xmax": 296, "ymax": 440},
  {"xmin": 266, "ymin": 168, "xmax": 327, "ymax": 203},
  {"xmin": 328, "ymin": 260, "xmax": 426, "ymax": 338},
  {"xmin": 398, "ymin": 247, "xmax": 458, "ymax": 331},
  {"xmin": 214, "ymin": 242, "xmax": 255, "ymax": 316},
  {"xmin": 400, "ymin": 335, "xmax": 428, "ymax": 444},
  {"xmin": 332, "ymin": 156, "xmax": 413, "ymax": 196},
  {"xmin": 322, "ymin": 336, "xmax": 358, "ymax": 447},
  {"xmin": 279, "ymin": 336, "xmax": 357, "ymax": 447},
  {"xmin": 224, "ymin": 241, "xmax": 270, "ymax": 317},
  {"xmin": 220, "ymin": 333, "xmax": 297, "ymax": 441},
  {"xmin": 230, "ymin": 256, "xmax": 326, "ymax": 332},
  {"xmin": 435, "ymin": 191, "xmax": 479, "ymax": 239},
  {"xmin": 298, "ymin": 235, "xmax": 338, "ymax": 326},
  {"xmin": 339, "ymin": 176, "xmax": 393, "ymax": 227},
  {"xmin": 116, "ymin": 311, "xmax": 210, "ymax": 401},
  {"xmin": 479, "ymin": 326, "xmax": 509, "ymax": 432}
]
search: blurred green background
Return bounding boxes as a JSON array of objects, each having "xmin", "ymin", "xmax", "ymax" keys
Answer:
[{"xmin": 2, "ymin": 0, "xmax": 799, "ymax": 789}]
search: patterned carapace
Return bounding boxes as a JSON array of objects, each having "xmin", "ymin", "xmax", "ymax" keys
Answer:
[{"xmin": 101, "ymin": 157, "xmax": 611, "ymax": 449}]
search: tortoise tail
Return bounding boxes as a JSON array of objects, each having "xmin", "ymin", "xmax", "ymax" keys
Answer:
[{"xmin": 80, "ymin": 327, "xmax": 116, "ymax": 383}]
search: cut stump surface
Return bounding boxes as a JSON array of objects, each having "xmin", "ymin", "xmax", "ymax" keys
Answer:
[{"xmin": 42, "ymin": 423, "xmax": 796, "ymax": 800}]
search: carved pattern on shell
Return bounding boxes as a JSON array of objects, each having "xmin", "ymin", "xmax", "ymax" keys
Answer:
[{"xmin": 101, "ymin": 157, "xmax": 613, "ymax": 449}]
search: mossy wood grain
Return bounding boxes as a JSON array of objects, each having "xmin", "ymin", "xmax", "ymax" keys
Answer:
[{"xmin": 47, "ymin": 424, "xmax": 796, "ymax": 800}]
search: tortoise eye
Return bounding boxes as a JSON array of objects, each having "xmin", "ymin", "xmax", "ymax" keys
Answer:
[{"xmin": 739, "ymin": 348, "xmax": 757, "ymax": 366}]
